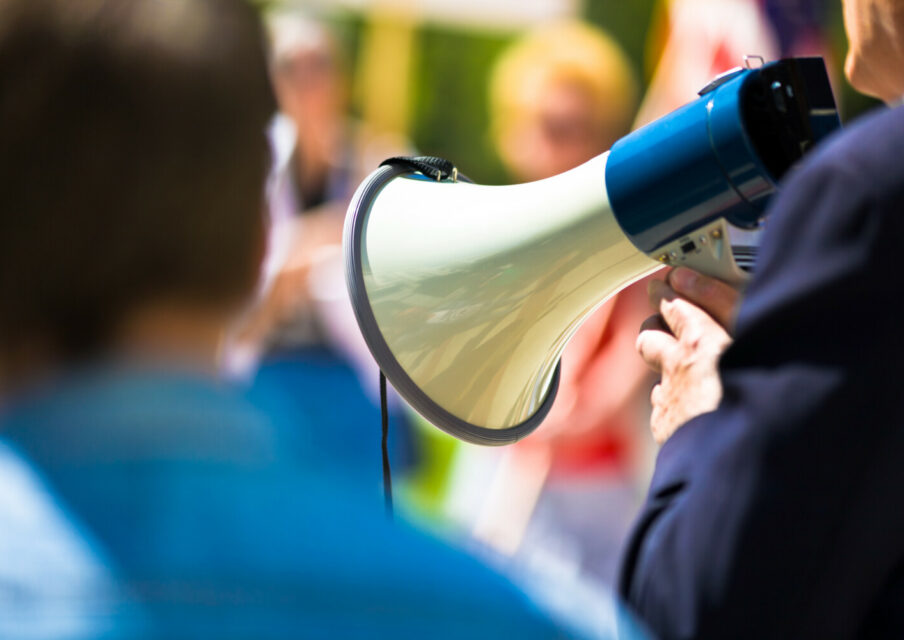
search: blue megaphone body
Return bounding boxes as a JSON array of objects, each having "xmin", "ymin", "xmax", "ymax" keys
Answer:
[{"xmin": 606, "ymin": 56, "xmax": 841, "ymax": 277}]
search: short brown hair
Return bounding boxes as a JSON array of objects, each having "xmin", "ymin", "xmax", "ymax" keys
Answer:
[{"xmin": 0, "ymin": 0, "xmax": 276, "ymax": 361}]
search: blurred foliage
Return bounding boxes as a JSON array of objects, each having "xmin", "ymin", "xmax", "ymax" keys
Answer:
[
  {"xmin": 584, "ymin": 0, "xmax": 660, "ymax": 82},
  {"xmin": 321, "ymin": 2, "xmax": 878, "ymax": 185},
  {"xmin": 409, "ymin": 28, "xmax": 513, "ymax": 184},
  {"xmin": 250, "ymin": 0, "xmax": 280, "ymax": 14},
  {"xmin": 405, "ymin": 0, "xmax": 662, "ymax": 186},
  {"xmin": 407, "ymin": 2, "xmax": 662, "ymax": 185}
]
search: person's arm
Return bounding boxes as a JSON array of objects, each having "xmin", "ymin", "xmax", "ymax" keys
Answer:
[{"xmin": 619, "ymin": 148, "xmax": 904, "ymax": 639}]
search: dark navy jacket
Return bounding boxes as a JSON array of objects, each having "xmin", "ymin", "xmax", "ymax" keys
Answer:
[{"xmin": 619, "ymin": 104, "xmax": 904, "ymax": 639}]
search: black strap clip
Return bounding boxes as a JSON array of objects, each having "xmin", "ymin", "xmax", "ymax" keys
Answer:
[{"xmin": 380, "ymin": 155, "xmax": 459, "ymax": 183}]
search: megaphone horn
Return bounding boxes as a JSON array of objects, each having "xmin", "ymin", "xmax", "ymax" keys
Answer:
[{"xmin": 344, "ymin": 57, "xmax": 841, "ymax": 445}]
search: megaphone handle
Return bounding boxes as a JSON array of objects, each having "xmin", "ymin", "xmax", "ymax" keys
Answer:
[{"xmin": 649, "ymin": 218, "xmax": 752, "ymax": 287}]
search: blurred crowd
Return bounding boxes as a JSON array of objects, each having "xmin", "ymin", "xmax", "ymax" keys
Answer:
[{"xmin": 0, "ymin": 0, "xmax": 864, "ymax": 637}]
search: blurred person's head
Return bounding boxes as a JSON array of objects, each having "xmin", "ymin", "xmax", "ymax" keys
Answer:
[
  {"xmin": 0, "ymin": 0, "xmax": 276, "ymax": 384},
  {"xmin": 269, "ymin": 12, "xmax": 347, "ymax": 142},
  {"xmin": 490, "ymin": 21, "xmax": 638, "ymax": 182},
  {"xmin": 842, "ymin": 0, "xmax": 904, "ymax": 102}
]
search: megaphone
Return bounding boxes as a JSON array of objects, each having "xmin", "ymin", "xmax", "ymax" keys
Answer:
[{"xmin": 344, "ymin": 57, "xmax": 840, "ymax": 445}]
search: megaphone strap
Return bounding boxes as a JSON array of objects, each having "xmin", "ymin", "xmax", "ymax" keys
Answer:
[
  {"xmin": 379, "ymin": 156, "xmax": 458, "ymax": 182},
  {"xmin": 379, "ymin": 371, "xmax": 393, "ymax": 520}
]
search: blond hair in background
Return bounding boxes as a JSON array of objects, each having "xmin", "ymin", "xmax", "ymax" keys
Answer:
[{"xmin": 490, "ymin": 21, "xmax": 638, "ymax": 182}]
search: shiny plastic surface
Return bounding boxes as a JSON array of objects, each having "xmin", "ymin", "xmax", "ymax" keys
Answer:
[
  {"xmin": 353, "ymin": 154, "xmax": 660, "ymax": 432},
  {"xmin": 606, "ymin": 57, "xmax": 840, "ymax": 253}
]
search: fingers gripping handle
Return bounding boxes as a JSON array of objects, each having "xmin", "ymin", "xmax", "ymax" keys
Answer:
[{"xmin": 647, "ymin": 218, "xmax": 755, "ymax": 287}]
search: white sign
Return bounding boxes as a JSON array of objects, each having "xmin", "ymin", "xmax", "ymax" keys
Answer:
[{"xmin": 289, "ymin": 0, "xmax": 580, "ymax": 29}]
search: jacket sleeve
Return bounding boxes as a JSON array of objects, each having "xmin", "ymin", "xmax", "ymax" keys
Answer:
[{"xmin": 618, "ymin": 141, "xmax": 904, "ymax": 639}]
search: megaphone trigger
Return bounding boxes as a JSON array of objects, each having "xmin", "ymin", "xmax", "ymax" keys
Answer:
[{"xmin": 650, "ymin": 218, "xmax": 755, "ymax": 288}]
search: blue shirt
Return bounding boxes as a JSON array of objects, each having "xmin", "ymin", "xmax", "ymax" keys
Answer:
[
  {"xmin": 0, "ymin": 367, "xmax": 624, "ymax": 638},
  {"xmin": 0, "ymin": 438, "xmax": 141, "ymax": 639}
]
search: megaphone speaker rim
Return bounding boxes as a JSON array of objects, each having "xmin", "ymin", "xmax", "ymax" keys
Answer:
[{"xmin": 344, "ymin": 164, "xmax": 561, "ymax": 446}]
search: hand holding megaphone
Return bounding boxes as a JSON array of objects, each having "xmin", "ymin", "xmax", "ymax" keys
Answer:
[
  {"xmin": 344, "ymin": 57, "xmax": 840, "ymax": 445},
  {"xmin": 638, "ymin": 268, "xmax": 741, "ymax": 444}
]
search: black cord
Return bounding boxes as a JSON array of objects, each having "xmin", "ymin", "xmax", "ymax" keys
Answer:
[{"xmin": 379, "ymin": 371, "xmax": 393, "ymax": 519}]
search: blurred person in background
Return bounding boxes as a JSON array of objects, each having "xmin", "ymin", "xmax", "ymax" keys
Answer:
[
  {"xmin": 450, "ymin": 21, "xmax": 657, "ymax": 589},
  {"xmin": 0, "ymin": 0, "xmax": 644, "ymax": 636},
  {"xmin": 231, "ymin": 9, "xmax": 416, "ymax": 486},
  {"xmin": 636, "ymin": 0, "xmax": 836, "ymax": 124},
  {"xmin": 635, "ymin": 0, "xmax": 778, "ymax": 127}
]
